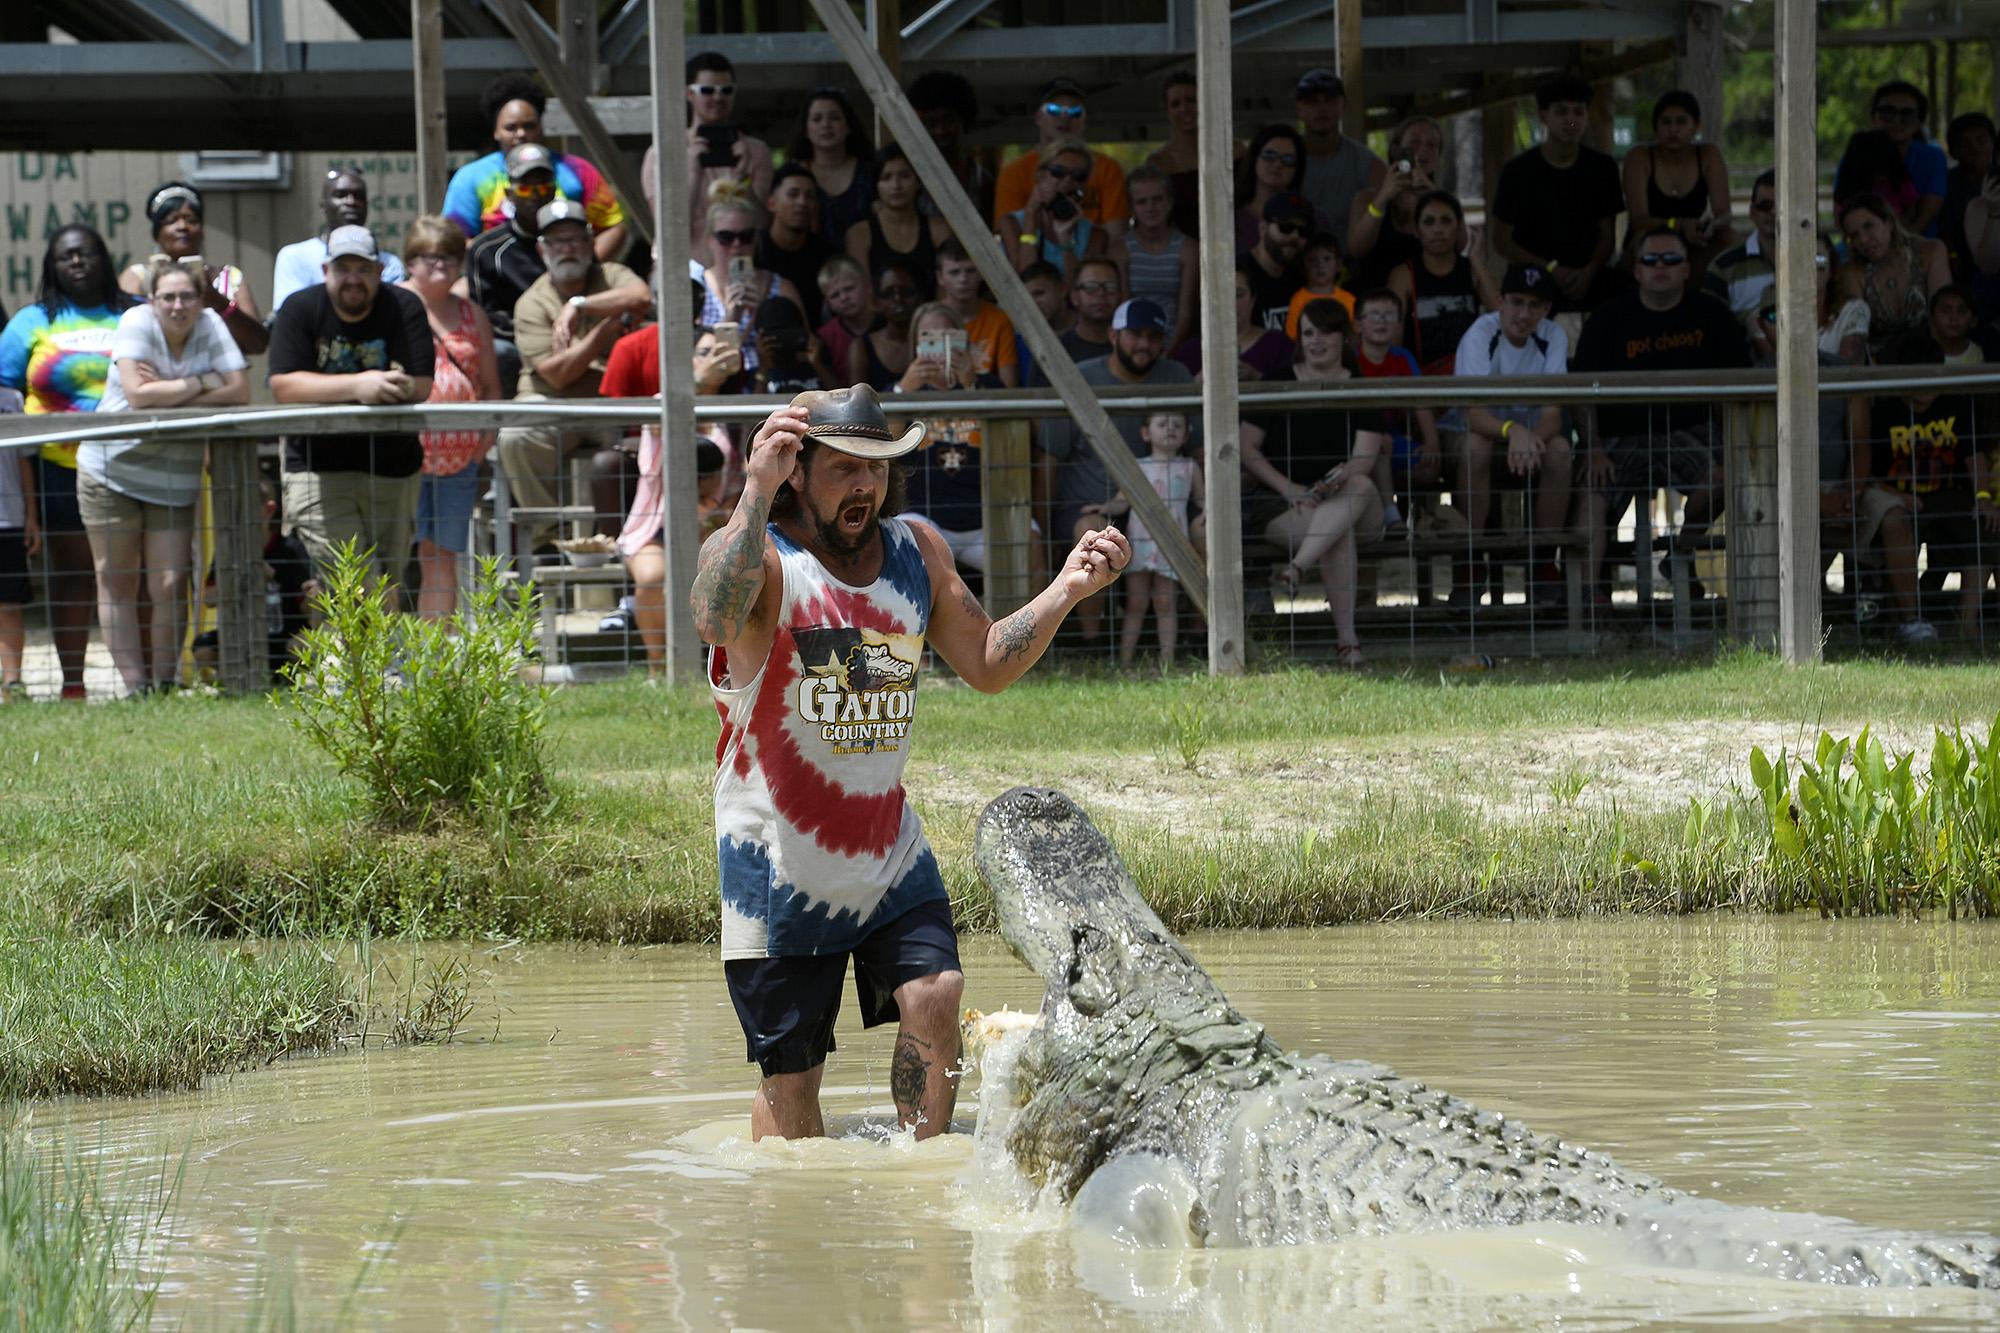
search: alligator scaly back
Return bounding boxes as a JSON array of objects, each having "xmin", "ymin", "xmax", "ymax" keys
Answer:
[{"xmin": 973, "ymin": 787, "xmax": 2000, "ymax": 1289}]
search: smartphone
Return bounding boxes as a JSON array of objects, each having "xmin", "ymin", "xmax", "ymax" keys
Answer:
[
  {"xmin": 710, "ymin": 323, "xmax": 743, "ymax": 353},
  {"xmin": 727, "ymin": 254, "xmax": 754, "ymax": 285},
  {"xmin": 697, "ymin": 123, "xmax": 740, "ymax": 169}
]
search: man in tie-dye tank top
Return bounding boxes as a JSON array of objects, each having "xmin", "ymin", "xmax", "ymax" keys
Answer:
[{"xmin": 695, "ymin": 384, "xmax": 1130, "ymax": 1141}]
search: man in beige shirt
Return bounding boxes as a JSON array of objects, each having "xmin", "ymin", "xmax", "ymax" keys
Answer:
[{"xmin": 497, "ymin": 200, "xmax": 651, "ymax": 556}]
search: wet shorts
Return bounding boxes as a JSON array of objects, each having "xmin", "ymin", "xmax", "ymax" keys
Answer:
[{"xmin": 724, "ymin": 897, "xmax": 961, "ymax": 1078}]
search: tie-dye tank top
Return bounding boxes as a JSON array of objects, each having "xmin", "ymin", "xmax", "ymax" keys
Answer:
[
  {"xmin": 710, "ymin": 517, "xmax": 946, "ymax": 960},
  {"xmin": 0, "ymin": 302, "xmax": 123, "ymax": 467}
]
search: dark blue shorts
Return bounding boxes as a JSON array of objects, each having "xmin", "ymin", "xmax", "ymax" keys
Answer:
[
  {"xmin": 35, "ymin": 457, "xmax": 81, "ymax": 534},
  {"xmin": 724, "ymin": 897, "xmax": 961, "ymax": 1077}
]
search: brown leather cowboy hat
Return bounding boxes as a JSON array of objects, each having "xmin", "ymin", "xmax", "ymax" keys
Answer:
[{"xmin": 790, "ymin": 383, "xmax": 925, "ymax": 460}]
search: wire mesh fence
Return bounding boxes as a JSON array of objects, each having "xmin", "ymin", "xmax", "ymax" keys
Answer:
[{"xmin": 0, "ymin": 367, "xmax": 1992, "ymax": 700}]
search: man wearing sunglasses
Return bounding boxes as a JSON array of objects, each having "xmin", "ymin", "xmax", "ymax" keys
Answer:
[
  {"xmin": 443, "ymin": 73, "xmax": 628, "ymax": 263},
  {"xmin": 1838, "ymin": 80, "xmax": 1948, "ymax": 238},
  {"xmin": 640, "ymin": 51, "xmax": 775, "ymax": 251},
  {"xmin": 1241, "ymin": 193, "xmax": 1313, "ymax": 332},
  {"xmin": 1701, "ymin": 168, "xmax": 1777, "ymax": 330},
  {"xmin": 1026, "ymin": 256, "xmax": 1122, "ymax": 386},
  {"xmin": 990, "ymin": 76, "xmax": 1130, "ymax": 240},
  {"xmin": 272, "ymin": 168, "xmax": 406, "ymax": 313},
  {"xmin": 460, "ymin": 143, "xmax": 559, "ymax": 397},
  {"xmin": 1572, "ymin": 227, "xmax": 1750, "ymax": 600}
]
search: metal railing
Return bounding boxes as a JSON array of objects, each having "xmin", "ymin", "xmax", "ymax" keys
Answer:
[{"xmin": 0, "ymin": 363, "xmax": 1991, "ymax": 697}]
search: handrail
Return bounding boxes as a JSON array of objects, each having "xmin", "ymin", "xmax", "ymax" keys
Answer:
[{"xmin": 0, "ymin": 363, "xmax": 1987, "ymax": 448}]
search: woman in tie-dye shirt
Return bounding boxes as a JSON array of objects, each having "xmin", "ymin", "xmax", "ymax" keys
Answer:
[
  {"xmin": 442, "ymin": 73, "xmax": 628, "ymax": 262},
  {"xmin": 0, "ymin": 225, "xmax": 136, "ymax": 699}
]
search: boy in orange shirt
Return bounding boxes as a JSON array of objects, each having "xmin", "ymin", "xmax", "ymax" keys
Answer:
[{"xmin": 935, "ymin": 239, "xmax": 1020, "ymax": 386}]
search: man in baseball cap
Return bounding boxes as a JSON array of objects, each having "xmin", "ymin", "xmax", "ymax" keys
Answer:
[
  {"xmin": 1110, "ymin": 297, "xmax": 1168, "ymax": 334},
  {"xmin": 694, "ymin": 387, "xmax": 1129, "ymax": 1145},
  {"xmin": 1295, "ymin": 65, "xmax": 1385, "ymax": 252}
]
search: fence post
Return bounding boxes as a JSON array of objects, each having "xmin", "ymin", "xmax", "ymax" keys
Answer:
[
  {"xmin": 981, "ymin": 417, "xmax": 1034, "ymax": 619},
  {"xmin": 209, "ymin": 440, "xmax": 267, "ymax": 694},
  {"xmin": 1726, "ymin": 399, "xmax": 1779, "ymax": 650}
]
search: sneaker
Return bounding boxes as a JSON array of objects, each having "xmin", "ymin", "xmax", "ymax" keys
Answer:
[
  {"xmin": 1379, "ymin": 501, "xmax": 1405, "ymax": 535},
  {"xmin": 1896, "ymin": 620, "xmax": 1939, "ymax": 645},
  {"xmin": 59, "ymin": 682, "xmax": 86, "ymax": 702},
  {"xmin": 599, "ymin": 594, "xmax": 636, "ymax": 634}
]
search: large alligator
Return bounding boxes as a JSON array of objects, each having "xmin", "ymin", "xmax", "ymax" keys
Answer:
[{"xmin": 971, "ymin": 786, "xmax": 2000, "ymax": 1288}]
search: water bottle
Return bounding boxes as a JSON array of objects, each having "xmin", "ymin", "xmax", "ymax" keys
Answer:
[{"xmin": 1445, "ymin": 653, "xmax": 1495, "ymax": 673}]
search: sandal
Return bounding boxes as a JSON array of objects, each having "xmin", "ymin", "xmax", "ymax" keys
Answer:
[
  {"xmin": 1273, "ymin": 562, "xmax": 1303, "ymax": 599},
  {"xmin": 1335, "ymin": 642, "xmax": 1366, "ymax": 670}
]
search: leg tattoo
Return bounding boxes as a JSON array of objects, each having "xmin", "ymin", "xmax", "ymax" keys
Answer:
[{"xmin": 891, "ymin": 1031, "xmax": 934, "ymax": 1125}]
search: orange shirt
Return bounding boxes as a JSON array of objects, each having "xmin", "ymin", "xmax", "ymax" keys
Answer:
[
  {"xmin": 1285, "ymin": 286, "xmax": 1356, "ymax": 340},
  {"xmin": 962, "ymin": 301, "xmax": 1019, "ymax": 380},
  {"xmin": 992, "ymin": 150, "xmax": 1130, "ymax": 230}
]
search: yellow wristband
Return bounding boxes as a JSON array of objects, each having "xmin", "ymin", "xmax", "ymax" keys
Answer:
[
  {"xmin": 1545, "ymin": 259, "xmax": 1560, "ymax": 273},
  {"xmin": 1500, "ymin": 420, "xmax": 1513, "ymax": 439},
  {"xmin": 1667, "ymin": 217, "xmax": 1678, "ymax": 231},
  {"xmin": 1979, "ymin": 490, "xmax": 1996, "ymax": 501},
  {"xmin": 1018, "ymin": 233, "xmax": 1038, "ymax": 245},
  {"xmin": 1366, "ymin": 202, "xmax": 1385, "ymax": 219}
]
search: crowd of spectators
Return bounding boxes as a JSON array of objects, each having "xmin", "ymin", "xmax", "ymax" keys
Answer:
[{"xmin": 0, "ymin": 61, "xmax": 1996, "ymax": 696}]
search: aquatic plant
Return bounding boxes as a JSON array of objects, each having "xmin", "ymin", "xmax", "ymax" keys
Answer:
[
  {"xmin": 0, "ymin": 1128, "xmax": 171, "ymax": 1330},
  {"xmin": 282, "ymin": 541, "xmax": 553, "ymax": 833},
  {"xmin": 1749, "ymin": 718, "xmax": 2000, "ymax": 917}
]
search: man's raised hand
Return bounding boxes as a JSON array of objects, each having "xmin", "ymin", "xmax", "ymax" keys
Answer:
[
  {"xmin": 1059, "ymin": 524, "xmax": 1132, "ymax": 600},
  {"xmin": 743, "ymin": 403, "xmax": 810, "ymax": 496}
]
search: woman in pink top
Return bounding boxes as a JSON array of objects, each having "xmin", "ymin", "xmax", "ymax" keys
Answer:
[{"xmin": 401, "ymin": 217, "xmax": 502, "ymax": 621}]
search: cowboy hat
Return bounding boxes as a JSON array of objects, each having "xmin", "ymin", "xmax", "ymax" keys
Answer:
[{"xmin": 791, "ymin": 383, "xmax": 925, "ymax": 460}]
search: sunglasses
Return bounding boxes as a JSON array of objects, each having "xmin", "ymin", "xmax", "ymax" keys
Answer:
[
  {"xmin": 690, "ymin": 83, "xmax": 735, "ymax": 97},
  {"xmin": 1043, "ymin": 102, "xmax": 1085, "ymax": 119},
  {"xmin": 712, "ymin": 228, "xmax": 756, "ymax": 247},
  {"xmin": 1259, "ymin": 149, "xmax": 1300, "ymax": 167},
  {"xmin": 1637, "ymin": 251, "xmax": 1688, "ymax": 267},
  {"xmin": 1268, "ymin": 220, "xmax": 1307, "ymax": 236},
  {"xmin": 512, "ymin": 179, "xmax": 556, "ymax": 199},
  {"xmin": 1073, "ymin": 280, "xmax": 1117, "ymax": 294},
  {"xmin": 1874, "ymin": 104, "xmax": 1921, "ymax": 122},
  {"xmin": 1043, "ymin": 164, "xmax": 1087, "ymax": 184}
]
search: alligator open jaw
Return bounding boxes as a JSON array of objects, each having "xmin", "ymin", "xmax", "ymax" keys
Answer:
[{"xmin": 972, "ymin": 786, "xmax": 2000, "ymax": 1289}]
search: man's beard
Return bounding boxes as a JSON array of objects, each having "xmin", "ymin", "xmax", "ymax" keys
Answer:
[
  {"xmin": 331, "ymin": 282, "xmax": 373, "ymax": 316},
  {"xmin": 1113, "ymin": 344, "xmax": 1155, "ymax": 377},
  {"xmin": 548, "ymin": 256, "xmax": 591, "ymax": 286},
  {"xmin": 808, "ymin": 492, "xmax": 880, "ymax": 556}
]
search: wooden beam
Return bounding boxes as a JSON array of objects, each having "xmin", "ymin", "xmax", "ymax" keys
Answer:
[
  {"xmin": 981, "ymin": 419, "xmax": 1035, "ymax": 618},
  {"xmin": 1337, "ymin": 0, "xmax": 1364, "ymax": 141},
  {"xmin": 1197, "ymin": 0, "xmax": 1244, "ymax": 672},
  {"xmin": 1677, "ymin": 0, "xmax": 1725, "ymax": 150},
  {"xmin": 802, "ymin": 0, "xmax": 1213, "ymax": 618},
  {"xmin": 649, "ymin": 0, "xmax": 701, "ymax": 682},
  {"xmin": 488, "ymin": 0, "xmax": 656, "ymax": 247},
  {"xmin": 1774, "ymin": 0, "xmax": 1821, "ymax": 662},
  {"xmin": 1410, "ymin": 39, "xmax": 1676, "ymax": 122},
  {"xmin": 869, "ymin": 0, "xmax": 903, "ymax": 148},
  {"xmin": 410, "ymin": 0, "xmax": 448, "ymax": 212}
]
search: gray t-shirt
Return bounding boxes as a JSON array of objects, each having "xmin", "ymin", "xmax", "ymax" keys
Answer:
[
  {"xmin": 1298, "ymin": 135, "xmax": 1383, "ymax": 252},
  {"xmin": 1040, "ymin": 354, "xmax": 1198, "ymax": 514},
  {"xmin": 82, "ymin": 304, "xmax": 246, "ymax": 508}
]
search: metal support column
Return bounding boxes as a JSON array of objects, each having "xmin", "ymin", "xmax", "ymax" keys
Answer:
[
  {"xmin": 650, "ymin": 0, "xmax": 700, "ymax": 681},
  {"xmin": 1197, "ymin": 0, "xmax": 1244, "ymax": 672},
  {"xmin": 1775, "ymin": 0, "xmax": 1821, "ymax": 661},
  {"xmin": 411, "ymin": 0, "xmax": 448, "ymax": 212}
]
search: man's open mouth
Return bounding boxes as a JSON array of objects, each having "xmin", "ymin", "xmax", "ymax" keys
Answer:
[{"xmin": 842, "ymin": 501, "xmax": 873, "ymax": 528}]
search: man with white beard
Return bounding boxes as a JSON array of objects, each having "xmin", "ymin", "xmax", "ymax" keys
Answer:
[
  {"xmin": 496, "ymin": 199, "xmax": 651, "ymax": 558},
  {"xmin": 269, "ymin": 224, "xmax": 434, "ymax": 591}
]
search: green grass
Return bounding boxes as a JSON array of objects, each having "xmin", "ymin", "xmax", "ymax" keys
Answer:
[
  {"xmin": 3, "ymin": 652, "xmax": 1996, "ymax": 949},
  {"xmin": 0, "ymin": 1126, "xmax": 170, "ymax": 1331}
]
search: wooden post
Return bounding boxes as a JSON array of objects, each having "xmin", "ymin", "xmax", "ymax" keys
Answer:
[
  {"xmin": 410, "ymin": 0, "xmax": 448, "ymax": 212},
  {"xmin": 1774, "ymin": 0, "xmax": 1821, "ymax": 662},
  {"xmin": 649, "ymin": 0, "xmax": 700, "ymax": 681},
  {"xmin": 1337, "ymin": 0, "xmax": 1365, "ymax": 141},
  {"xmin": 1725, "ymin": 400, "xmax": 1779, "ymax": 647},
  {"xmin": 1196, "ymin": 0, "xmax": 1244, "ymax": 673},
  {"xmin": 209, "ymin": 441, "xmax": 268, "ymax": 694},
  {"xmin": 981, "ymin": 419, "xmax": 1035, "ymax": 618},
  {"xmin": 803, "ymin": 0, "xmax": 1212, "ymax": 617},
  {"xmin": 559, "ymin": 0, "xmax": 599, "ymax": 96},
  {"xmin": 489, "ymin": 0, "xmax": 657, "ymax": 247}
]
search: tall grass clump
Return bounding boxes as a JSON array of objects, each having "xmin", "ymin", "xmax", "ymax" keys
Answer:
[
  {"xmin": 282, "ymin": 542, "xmax": 552, "ymax": 832},
  {"xmin": 1749, "ymin": 716, "xmax": 2000, "ymax": 917},
  {"xmin": 0, "ymin": 1128, "xmax": 171, "ymax": 1330}
]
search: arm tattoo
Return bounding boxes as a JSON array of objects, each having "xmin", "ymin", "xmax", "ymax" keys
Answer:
[
  {"xmin": 690, "ymin": 496, "xmax": 770, "ymax": 638},
  {"xmin": 994, "ymin": 608, "xmax": 1038, "ymax": 664},
  {"xmin": 891, "ymin": 1032, "xmax": 933, "ymax": 1124},
  {"xmin": 957, "ymin": 581, "xmax": 985, "ymax": 623}
]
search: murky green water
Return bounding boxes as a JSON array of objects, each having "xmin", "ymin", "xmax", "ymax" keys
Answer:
[{"xmin": 50, "ymin": 918, "xmax": 2000, "ymax": 1329}]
